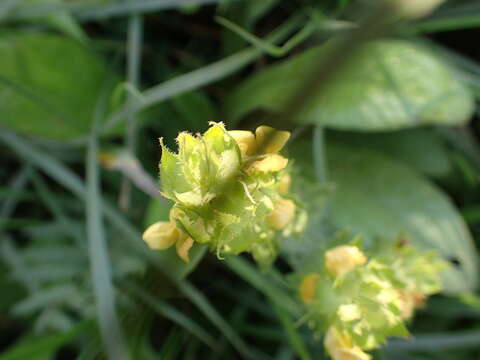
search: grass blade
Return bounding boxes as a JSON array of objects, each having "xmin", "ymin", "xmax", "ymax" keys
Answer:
[
  {"xmin": 102, "ymin": 15, "xmax": 300, "ymax": 132},
  {"xmin": 177, "ymin": 281, "xmax": 255, "ymax": 359},
  {"xmin": 86, "ymin": 112, "xmax": 129, "ymax": 359},
  {"xmin": 272, "ymin": 304, "xmax": 312, "ymax": 360},
  {"xmin": 0, "ymin": 165, "xmax": 31, "ymax": 218},
  {"xmin": 386, "ymin": 330, "xmax": 480, "ymax": 351},
  {"xmin": 125, "ymin": 281, "xmax": 218, "ymax": 350},
  {"xmin": 0, "ymin": 130, "xmax": 244, "ymax": 355},
  {"xmin": 0, "ymin": 320, "xmax": 92, "ymax": 360},
  {"xmin": 226, "ymin": 257, "xmax": 301, "ymax": 317},
  {"xmin": 9, "ymin": 0, "xmax": 220, "ymax": 21}
]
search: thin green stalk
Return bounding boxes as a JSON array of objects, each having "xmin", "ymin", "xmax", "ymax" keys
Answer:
[
  {"xmin": 0, "ymin": 165, "xmax": 31, "ymax": 219},
  {"xmin": 273, "ymin": 304, "xmax": 312, "ymax": 360},
  {"xmin": 313, "ymin": 126, "xmax": 328, "ymax": 184},
  {"xmin": 124, "ymin": 281, "xmax": 218, "ymax": 350},
  {"xmin": 177, "ymin": 281, "xmax": 255, "ymax": 359},
  {"xmin": 120, "ymin": 14, "xmax": 143, "ymax": 210},
  {"xmin": 216, "ymin": 15, "xmax": 315, "ymax": 57},
  {"xmin": 226, "ymin": 257, "xmax": 301, "ymax": 317}
]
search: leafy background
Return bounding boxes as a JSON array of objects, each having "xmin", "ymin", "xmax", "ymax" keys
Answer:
[{"xmin": 1, "ymin": 0, "xmax": 480, "ymax": 359}]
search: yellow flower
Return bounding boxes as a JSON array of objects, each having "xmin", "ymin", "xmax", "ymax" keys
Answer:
[
  {"xmin": 143, "ymin": 219, "xmax": 194, "ymax": 263},
  {"xmin": 228, "ymin": 130, "xmax": 256, "ymax": 157},
  {"xmin": 229, "ymin": 125, "xmax": 290, "ymax": 173},
  {"xmin": 324, "ymin": 327, "xmax": 371, "ymax": 360},
  {"xmin": 299, "ymin": 273, "xmax": 319, "ymax": 304},
  {"xmin": 325, "ymin": 246, "xmax": 367, "ymax": 277},
  {"xmin": 249, "ymin": 154, "xmax": 289, "ymax": 173},
  {"xmin": 266, "ymin": 199, "xmax": 296, "ymax": 230},
  {"xmin": 255, "ymin": 125, "xmax": 290, "ymax": 154}
]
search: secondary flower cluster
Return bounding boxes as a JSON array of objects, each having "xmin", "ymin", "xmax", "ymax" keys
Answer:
[
  {"xmin": 298, "ymin": 242, "xmax": 446, "ymax": 360},
  {"xmin": 143, "ymin": 122, "xmax": 306, "ymax": 265}
]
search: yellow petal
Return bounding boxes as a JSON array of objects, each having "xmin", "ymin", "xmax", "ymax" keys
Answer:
[
  {"xmin": 249, "ymin": 154, "xmax": 288, "ymax": 173},
  {"xmin": 266, "ymin": 199, "xmax": 296, "ymax": 230},
  {"xmin": 228, "ymin": 130, "xmax": 256, "ymax": 157},
  {"xmin": 278, "ymin": 173, "xmax": 291, "ymax": 194},
  {"xmin": 255, "ymin": 125, "xmax": 290, "ymax": 154},
  {"xmin": 142, "ymin": 221, "xmax": 178, "ymax": 250},
  {"xmin": 324, "ymin": 327, "xmax": 371, "ymax": 360},
  {"xmin": 176, "ymin": 233, "xmax": 194, "ymax": 263},
  {"xmin": 299, "ymin": 273, "xmax": 319, "ymax": 304},
  {"xmin": 325, "ymin": 245, "xmax": 367, "ymax": 277}
]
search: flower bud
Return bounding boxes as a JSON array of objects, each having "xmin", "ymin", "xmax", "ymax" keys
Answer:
[
  {"xmin": 325, "ymin": 245, "xmax": 367, "ymax": 277},
  {"xmin": 142, "ymin": 221, "xmax": 178, "ymax": 250},
  {"xmin": 267, "ymin": 199, "xmax": 296, "ymax": 230},
  {"xmin": 299, "ymin": 273, "xmax": 319, "ymax": 304}
]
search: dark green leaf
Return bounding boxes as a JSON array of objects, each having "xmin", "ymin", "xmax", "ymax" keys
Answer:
[
  {"xmin": 226, "ymin": 40, "xmax": 474, "ymax": 131},
  {"xmin": 0, "ymin": 32, "xmax": 116, "ymax": 140},
  {"xmin": 329, "ymin": 128, "xmax": 452, "ymax": 177}
]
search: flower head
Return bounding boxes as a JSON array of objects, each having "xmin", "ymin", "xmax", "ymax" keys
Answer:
[
  {"xmin": 296, "ymin": 241, "xmax": 446, "ymax": 359},
  {"xmin": 143, "ymin": 122, "xmax": 306, "ymax": 265}
]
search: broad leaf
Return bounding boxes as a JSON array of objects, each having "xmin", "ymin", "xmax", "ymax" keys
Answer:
[
  {"xmin": 329, "ymin": 128, "xmax": 452, "ymax": 177},
  {"xmin": 0, "ymin": 32, "xmax": 115, "ymax": 140},
  {"xmin": 226, "ymin": 40, "xmax": 474, "ymax": 131},
  {"xmin": 328, "ymin": 144, "xmax": 478, "ymax": 293}
]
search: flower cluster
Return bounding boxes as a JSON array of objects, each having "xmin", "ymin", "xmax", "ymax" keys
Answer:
[
  {"xmin": 298, "ymin": 242, "xmax": 447, "ymax": 360},
  {"xmin": 143, "ymin": 122, "xmax": 306, "ymax": 265}
]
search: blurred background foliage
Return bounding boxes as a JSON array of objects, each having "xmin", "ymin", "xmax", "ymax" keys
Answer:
[{"xmin": 1, "ymin": 0, "xmax": 480, "ymax": 359}]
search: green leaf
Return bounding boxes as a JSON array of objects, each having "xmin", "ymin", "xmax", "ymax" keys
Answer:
[
  {"xmin": 0, "ymin": 32, "xmax": 115, "ymax": 140},
  {"xmin": 329, "ymin": 128, "xmax": 452, "ymax": 177},
  {"xmin": 226, "ymin": 40, "xmax": 474, "ymax": 131},
  {"xmin": 327, "ymin": 144, "xmax": 478, "ymax": 293}
]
